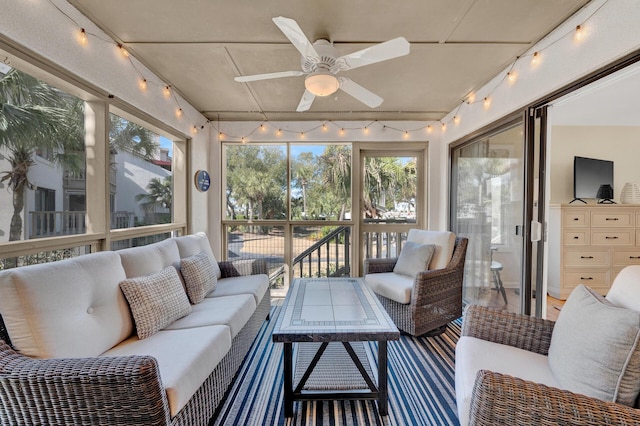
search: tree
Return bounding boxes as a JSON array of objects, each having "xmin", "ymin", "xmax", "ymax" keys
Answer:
[
  {"xmin": 0, "ymin": 69, "xmax": 84, "ymax": 241},
  {"xmin": 319, "ymin": 145, "xmax": 351, "ymax": 220},
  {"xmin": 136, "ymin": 175, "xmax": 172, "ymax": 224},
  {"xmin": 109, "ymin": 114, "xmax": 158, "ymax": 160},
  {"xmin": 291, "ymin": 151, "xmax": 317, "ymax": 219}
]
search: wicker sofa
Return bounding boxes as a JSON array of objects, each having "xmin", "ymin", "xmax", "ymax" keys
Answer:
[
  {"xmin": 363, "ymin": 230, "xmax": 468, "ymax": 336},
  {"xmin": 0, "ymin": 232, "xmax": 270, "ymax": 426},
  {"xmin": 456, "ymin": 266, "xmax": 640, "ymax": 426}
]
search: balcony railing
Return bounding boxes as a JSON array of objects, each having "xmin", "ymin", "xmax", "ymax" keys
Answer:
[{"xmin": 28, "ymin": 211, "xmax": 135, "ymax": 238}]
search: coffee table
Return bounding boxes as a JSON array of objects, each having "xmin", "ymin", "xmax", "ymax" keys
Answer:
[{"xmin": 272, "ymin": 277, "xmax": 400, "ymax": 417}]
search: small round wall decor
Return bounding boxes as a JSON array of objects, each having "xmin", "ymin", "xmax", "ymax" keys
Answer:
[{"xmin": 194, "ymin": 170, "xmax": 210, "ymax": 192}]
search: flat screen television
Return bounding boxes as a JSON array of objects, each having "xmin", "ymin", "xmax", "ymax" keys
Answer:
[{"xmin": 572, "ymin": 156, "xmax": 614, "ymax": 203}]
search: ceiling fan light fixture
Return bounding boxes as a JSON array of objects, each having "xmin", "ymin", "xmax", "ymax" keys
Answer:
[{"xmin": 305, "ymin": 72, "xmax": 339, "ymax": 97}]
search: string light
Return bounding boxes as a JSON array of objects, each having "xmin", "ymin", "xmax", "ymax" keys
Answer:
[
  {"xmin": 483, "ymin": 97, "xmax": 491, "ymax": 109},
  {"xmin": 574, "ymin": 24, "xmax": 584, "ymax": 42},
  {"xmin": 241, "ymin": 136, "xmax": 246, "ymax": 143},
  {"xmin": 276, "ymin": 129, "xmax": 282, "ymax": 137},
  {"xmin": 363, "ymin": 126, "xmax": 369, "ymax": 135},
  {"xmin": 426, "ymin": 125, "xmax": 432, "ymax": 133},
  {"xmin": 175, "ymin": 107, "xmax": 183, "ymax": 118},
  {"xmin": 403, "ymin": 131, "xmax": 410, "ymax": 139},
  {"xmin": 322, "ymin": 123, "xmax": 328, "ymax": 132},
  {"xmin": 339, "ymin": 128, "xmax": 345, "ymax": 136},
  {"xmin": 77, "ymin": 28, "xmax": 88, "ymax": 46},
  {"xmin": 300, "ymin": 132, "xmax": 305, "ymax": 139},
  {"xmin": 117, "ymin": 44, "xmax": 129, "ymax": 58},
  {"xmin": 453, "ymin": 115, "xmax": 461, "ymax": 125},
  {"xmin": 259, "ymin": 124, "xmax": 266, "ymax": 132},
  {"xmin": 191, "ymin": 126, "xmax": 198, "ymax": 134},
  {"xmin": 163, "ymin": 85, "xmax": 171, "ymax": 98},
  {"xmin": 531, "ymin": 51, "xmax": 540, "ymax": 66},
  {"xmin": 138, "ymin": 78, "xmax": 147, "ymax": 91},
  {"xmin": 507, "ymin": 71, "xmax": 517, "ymax": 84},
  {"xmin": 441, "ymin": 122, "xmax": 446, "ymax": 132},
  {"xmin": 219, "ymin": 132, "xmax": 224, "ymax": 140}
]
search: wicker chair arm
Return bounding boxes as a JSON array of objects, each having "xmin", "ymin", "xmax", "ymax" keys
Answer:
[
  {"xmin": 469, "ymin": 370, "xmax": 640, "ymax": 426},
  {"xmin": 363, "ymin": 257, "xmax": 398, "ymax": 274},
  {"xmin": 462, "ymin": 305, "xmax": 555, "ymax": 356},
  {"xmin": 219, "ymin": 258, "xmax": 267, "ymax": 277},
  {"xmin": 0, "ymin": 341, "xmax": 170, "ymax": 425}
]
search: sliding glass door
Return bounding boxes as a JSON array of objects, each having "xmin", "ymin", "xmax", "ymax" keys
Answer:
[{"xmin": 450, "ymin": 121, "xmax": 526, "ymax": 313}]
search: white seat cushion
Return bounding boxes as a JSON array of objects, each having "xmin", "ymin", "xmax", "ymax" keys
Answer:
[
  {"xmin": 455, "ymin": 336, "xmax": 559, "ymax": 426},
  {"xmin": 364, "ymin": 272, "xmax": 414, "ymax": 304},
  {"xmin": 101, "ymin": 325, "xmax": 231, "ymax": 417},
  {"xmin": 407, "ymin": 229, "xmax": 456, "ymax": 270},
  {"xmin": 206, "ymin": 274, "xmax": 269, "ymax": 305},
  {"xmin": 165, "ymin": 294, "xmax": 256, "ymax": 338}
]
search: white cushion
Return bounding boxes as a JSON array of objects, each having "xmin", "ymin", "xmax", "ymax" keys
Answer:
[
  {"xmin": 206, "ymin": 274, "xmax": 269, "ymax": 305},
  {"xmin": 101, "ymin": 325, "xmax": 231, "ymax": 417},
  {"xmin": 180, "ymin": 251, "xmax": 218, "ymax": 304},
  {"xmin": 165, "ymin": 294, "xmax": 256, "ymax": 338},
  {"xmin": 175, "ymin": 232, "xmax": 222, "ymax": 279},
  {"xmin": 0, "ymin": 251, "xmax": 132, "ymax": 359},
  {"xmin": 455, "ymin": 336, "xmax": 559, "ymax": 426},
  {"xmin": 364, "ymin": 272, "xmax": 414, "ymax": 304},
  {"xmin": 119, "ymin": 266, "xmax": 192, "ymax": 340},
  {"xmin": 118, "ymin": 238, "xmax": 181, "ymax": 278},
  {"xmin": 607, "ymin": 265, "xmax": 640, "ymax": 312},
  {"xmin": 549, "ymin": 284, "xmax": 640, "ymax": 406},
  {"xmin": 393, "ymin": 241, "xmax": 435, "ymax": 278},
  {"xmin": 407, "ymin": 229, "xmax": 456, "ymax": 270}
]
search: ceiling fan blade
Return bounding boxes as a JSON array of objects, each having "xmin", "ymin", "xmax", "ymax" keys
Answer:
[
  {"xmin": 296, "ymin": 90, "xmax": 315, "ymax": 112},
  {"xmin": 336, "ymin": 37, "xmax": 410, "ymax": 71},
  {"xmin": 338, "ymin": 78, "xmax": 383, "ymax": 108},
  {"xmin": 272, "ymin": 16, "xmax": 320, "ymax": 61},
  {"xmin": 235, "ymin": 70, "xmax": 305, "ymax": 82}
]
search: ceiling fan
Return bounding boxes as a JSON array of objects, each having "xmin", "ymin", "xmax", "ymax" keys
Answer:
[{"xmin": 234, "ymin": 16, "xmax": 410, "ymax": 112}]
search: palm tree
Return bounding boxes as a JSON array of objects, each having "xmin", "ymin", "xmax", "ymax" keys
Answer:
[
  {"xmin": 135, "ymin": 175, "xmax": 172, "ymax": 224},
  {"xmin": 0, "ymin": 68, "xmax": 84, "ymax": 241},
  {"xmin": 109, "ymin": 114, "xmax": 158, "ymax": 160},
  {"xmin": 292, "ymin": 151, "xmax": 316, "ymax": 218},
  {"xmin": 320, "ymin": 145, "xmax": 351, "ymax": 220}
]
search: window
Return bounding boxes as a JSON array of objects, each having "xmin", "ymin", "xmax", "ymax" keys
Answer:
[{"xmin": 0, "ymin": 66, "xmax": 86, "ymax": 243}]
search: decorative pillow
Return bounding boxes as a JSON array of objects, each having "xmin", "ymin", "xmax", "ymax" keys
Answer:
[
  {"xmin": 180, "ymin": 251, "xmax": 218, "ymax": 304},
  {"xmin": 120, "ymin": 266, "xmax": 192, "ymax": 339},
  {"xmin": 548, "ymin": 284, "xmax": 640, "ymax": 406},
  {"xmin": 393, "ymin": 241, "xmax": 436, "ymax": 278}
]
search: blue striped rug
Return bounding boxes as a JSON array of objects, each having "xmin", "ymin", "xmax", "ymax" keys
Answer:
[{"xmin": 213, "ymin": 306, "xmax": 460, "ymax": 426}]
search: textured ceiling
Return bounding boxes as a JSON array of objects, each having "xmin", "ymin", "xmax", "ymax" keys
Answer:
[{"xmin": 68, "ymin": 0, "xmax": 590, "ymax": 121}]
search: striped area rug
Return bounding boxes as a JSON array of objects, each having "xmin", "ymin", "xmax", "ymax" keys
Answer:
[{"xmin": 212, "ymin": 306, "xmax": 461, "ymax": 426}]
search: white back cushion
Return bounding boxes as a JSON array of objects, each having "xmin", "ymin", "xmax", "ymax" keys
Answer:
[
  {"xmin": 407, "ymin": 229, "xmax": 456, "ymax": 270},
  {"xmin": 0, "ymin": 251, "xmax": 132, "ymax": 358},
  {"xmin": 607, "ymin": 265, "xmax": 640, "ymax": 312},
  {"xmin": 118, "ymin": 238, "xmax": 181, "ymax": 278},
  {"xmin": 175, "ymin": 232, "xmax": 222, "ymax": 279}
]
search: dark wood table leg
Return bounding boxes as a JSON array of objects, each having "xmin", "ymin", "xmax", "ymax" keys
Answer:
[
  {"xmin": 283, "ymin": 342, "xmax": 293, "ymax": 417},
  {"xmin": 378, "ymin": 340, "xmax": 389, "ymax": 416}
]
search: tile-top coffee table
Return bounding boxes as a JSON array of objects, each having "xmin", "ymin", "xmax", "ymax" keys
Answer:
[{"xmin": 272, "ymin": 277, "xmax": 400, "ymax": 417}]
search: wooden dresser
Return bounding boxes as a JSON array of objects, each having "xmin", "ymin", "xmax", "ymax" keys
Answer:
[{"xmin": 548, "ymin": 204, "xmax": 640, "ymax": 300}]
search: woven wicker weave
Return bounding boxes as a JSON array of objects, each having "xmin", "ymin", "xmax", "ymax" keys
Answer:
[
  {"xmin": 364, "ymin": 237, "xmax": 468, "ymax": 336},
  {"xmin": 0, "ymin": 258, "xmax": 270, "ymax": 426},
  {"xmin": 462, "ymin": 304, "xmax": 640, "ymax": 425}
]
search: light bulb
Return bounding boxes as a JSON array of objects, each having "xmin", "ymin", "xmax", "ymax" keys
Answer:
[
  {"xmin": 507, "ymin": 71, "xmax": 517, "ymax": 84},
  {"xmin": 163, "ymin": 86, "xmax": 171, "ymax": 98},
  {"xmin": 191, "ymin": 126, "xmax": 198, "ymax": 134},
  {"xmin": 454, "ymin": 115, "xmax": 461, "ymax": 125},
  {"xmin": 403, "ymin": 131, "xmax": 410, "ymax": 139},
  {"xmin": 574, "ymin": 25, "xmax": 584, "ymax": 42},
  {"xmin": 531, "ymin": 51, "xmax": 539, "ymax": 66},
  {"xmin": 300, "ymin": 132, "xmax": 304, "ymax": 139},
  {"xmin": 118, "ymin": 44, "xmax": 129, "ymax": 58},
  {"xmin": 175, "ymin": 108, "xmax": 183, "ymax": 118},
  {"xmin": 139, "ymin": 78, "xmax": 147, "ymax": 91},
  {"xmin": 259, "ymin": 124, "xmax": 266, "ymax": 132},
  {"xmin": 219, "ymin": 132, "xmax": 224, "ymax": 140},
  {"xmin": 276, "ymin": 129, "xmax": 282, "ymax": 137},
  {"xmin": 441, "ymin": 122, "xmax": 446, "ymax": 132},
  {"xmin": 363, "ymin": 127, "xmax": 369, "ymax": 135},
  {"xmin": 78, "ymin": 28, "xmax": 88, "ymax": 46},
  {"xmin": 339, "ymin": 128, "xmax": 345, "ymax": 136},
  {"xmin": 241, "ymin": 137, "xmax": 246, "ymax": 143},
  {"xmin": 467, "ymin": 93, "xmax": 476, "ymax": 104},
  {"xmin": 483, "ymin": 97, "xmax": 491, "ymax": 109},
  {"xmin": 426, "ymin": 125, "xmax": 432, "ymax": 134},
  {"xmin": 322, "ymin": 123, "xmax": 328, "ymax": 132}
]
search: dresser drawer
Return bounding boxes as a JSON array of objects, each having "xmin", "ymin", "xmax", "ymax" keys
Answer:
[
  {"xmin": 563, "ymin": 210, "xmax": 589, "ymax": 228},
  {"xmin": 564, "ymin": 250, "xmax": 610, "ymax": 267},
  {"xmin": 613, "ymin": 249, "xmax": 640, "ymax": 265},
  {"xmin": 564, "ymin": 230, "xmax": 589, "ymax": 245},
  {"xmin": 591, "ymin": 229, "xmax": 634, "ymax": 245},
  {"xmin": 564, "ymin": 270, "xmax": 610, "ymax": 288},
  {"xmin": 591, "ymin": 211, "xmax": 634, "ymax": 227}
]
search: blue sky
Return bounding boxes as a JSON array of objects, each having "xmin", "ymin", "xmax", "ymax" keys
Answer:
[{"xmin": 160, "ymin": 136, "xmax": 173, "ymax": 156}]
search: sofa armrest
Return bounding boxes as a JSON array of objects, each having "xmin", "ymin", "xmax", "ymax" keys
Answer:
[
  {"xmin": 363, "ymin": 257, "xmax": 397, "ymax": 274},
  {"xmin": 0, "ymin": 341, "xmax": 170, "ymax": 425},
  {"xmin": 462, "ymin": 305, "xmax": 554, "ymax": 356},
  {"xmin": 219, "ymin": 258, "xmax": 267, "ymax": 277},
  {"xmin": 469, "ymin": 370, "xmax": 640, "ymax": 426}
]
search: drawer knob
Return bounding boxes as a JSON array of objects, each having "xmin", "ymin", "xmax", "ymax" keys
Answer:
[
  {"xmin": 573, "ymin": 218, "xmax": 579, "ymax": 221},
  {"xmin": 580, "ymin": 277, "xmax": 593, "ymax": 280},
  {"xmin": 573, "ymin": 236, "xmax": 579, "ymax": 239},
  {"xmin": 606, "ymin": 218, "xmax": 619, "ymax": 221},
  {"xmin": 605, "ymin": 236, "xmax": 619, "ymax": 239},
  {"xmin": 580, "ymin": 256, "xmax": 594, "ymax": 259}
]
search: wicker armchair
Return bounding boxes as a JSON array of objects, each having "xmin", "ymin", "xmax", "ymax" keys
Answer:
[
  {"xmin": 461, "ymin": 305, "xmax": 640, "ymax": 425},
  {"xmin": 364, "ymin": 236, "xmax": 468, "ymax": 336}
]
